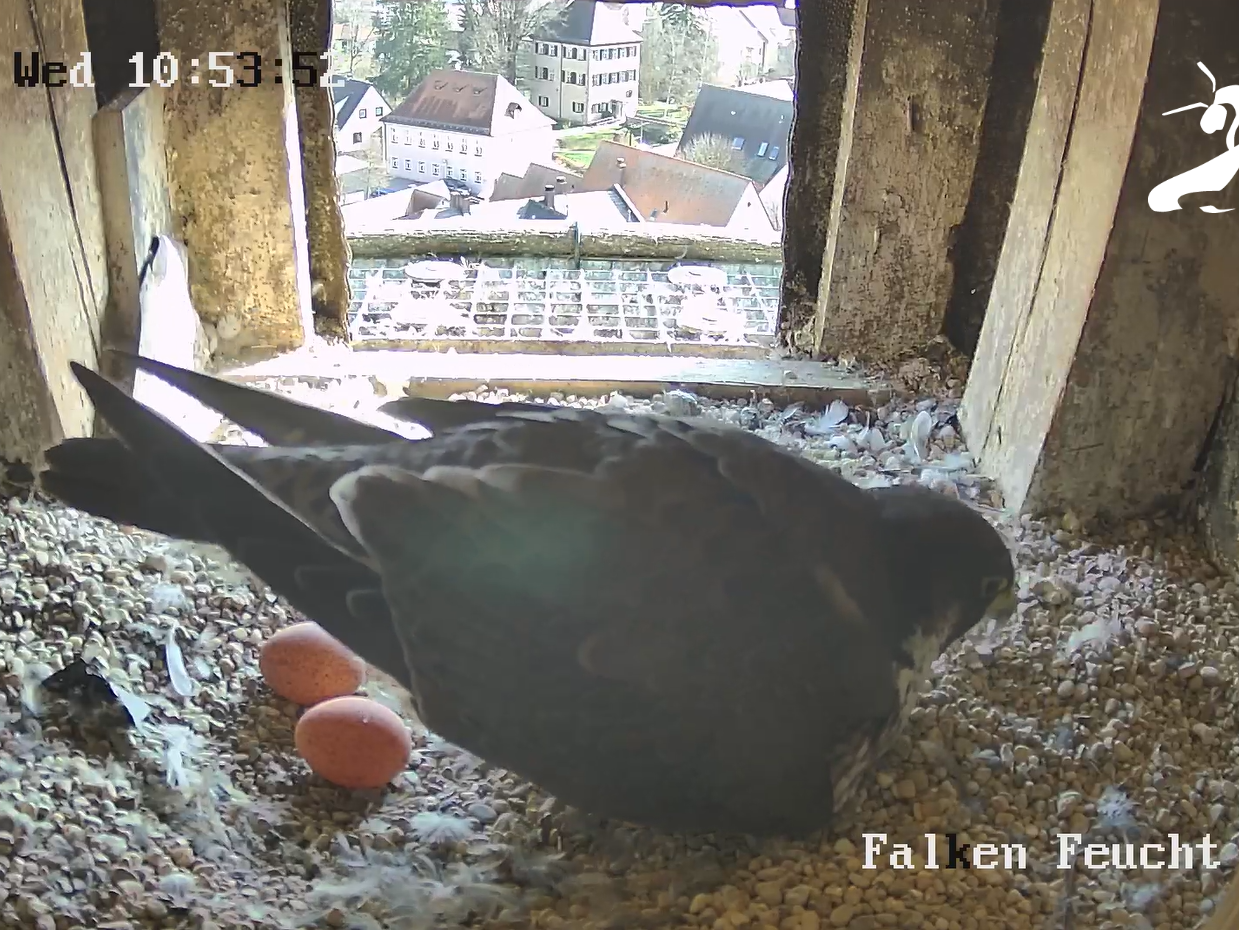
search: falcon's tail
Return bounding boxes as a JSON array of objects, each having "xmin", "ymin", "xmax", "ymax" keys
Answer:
[
  {"xmin": 39, "ymin": 361, "xmax": 411, "ymax": 684},
  {"xmin": 42, "ymin": 436, "xmax": 211, "ymax": 542}
]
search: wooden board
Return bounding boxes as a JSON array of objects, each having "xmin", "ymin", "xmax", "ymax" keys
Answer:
[
  {"xmin": 959, "ymin": 0, "xmax": 1154, "ymax": 514},
  {"xmin": 0, "ymin": 0, "xmax": 105, "ymax": 462},
  {"xmin": 348, "ymin": 222, "xmax": 782, "ymax": 264},
  {"xmin": 814, "ymin": 0, "xmax": 1000, "ymax": 362},
  {"xmin": 94, "ymin": 86, "xmax": 174, "ymax": 393},
  {"xmin": 224, "ymin": 351, "xmax": 890, "ymax": 409},
  {"xmin": 958, "ymin": 0, "xmax": 1092, "ymax": 484}
]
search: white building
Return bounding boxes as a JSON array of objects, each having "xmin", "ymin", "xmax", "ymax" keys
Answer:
[
  {"xmin": 527, "ymin": 0, "xmax": 642, "ymax": 126},
  {"xmin": 330, "ymin": 77, "xmax": 390, "ymax": 154},
  {"xmin": 382, "ymin": 69, "xmax": 555, "ymax": 198},
  {"xmin": 704, "ymin": 4, "xmax": 796, "ymax": 87}
]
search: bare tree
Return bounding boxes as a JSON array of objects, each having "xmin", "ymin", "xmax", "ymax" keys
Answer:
[
  {"xmin": 334, "ymin": 0, "xmax": 380, "ymax": 76},
  {"xmin": 458, "ymin": 0, "xmax": 568, "ymax": 83},
  {"xmin": 681, "ymin": 133, "xmax": 742, "ymax": 173}
]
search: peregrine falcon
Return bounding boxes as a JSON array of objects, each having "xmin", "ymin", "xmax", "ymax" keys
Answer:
[{"xmin": 41, "ymin": 355, "xmax": 1016, "ymax": 837}]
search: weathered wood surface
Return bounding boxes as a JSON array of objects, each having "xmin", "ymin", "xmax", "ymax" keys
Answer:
[
  {"xmin": 813, "ymin": 0, "xmax": 1000, "ymax": 363},
  {"xmin": 958, "ymin": 0, "xmax": 1093, "ymax": 497},
  {"xmin": 348, "ymin": 222, "xmax": 782, "ymax": 264},
  {"xmin": 0, "ymin": 0, "xmax": 105, "ymax": 462},
  {"xmin": 352, "ymin": 337, "xmax": 769, "ymax": 360},
  {"xmin": 226, "ymin": 351, "xmax": 890, "ymax": 409},
  {"xmin": 290, "ymin": 0, "xmax": 352, "ymax": 337},
  {"xmin": 157, "ymin": 0, "xmax": 312, "ymax": 355},
  {"xmin": 778, "ymin": 0, "xmax": 868, "ymax": 352},
  {"xmin": 965, "ymin": 0, "xmax": 1239, "ymax": 525},
  {"xmin": 95, "ymin": 87, "xmax": 178, "ymax": 396}
]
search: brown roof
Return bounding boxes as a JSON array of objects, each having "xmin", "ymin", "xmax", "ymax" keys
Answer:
[
  {"xmin": 491, "ymin": 163, "xmax": 584, "ymax": 202},
  {"xmin": 580, "ymin": 141, "xmax": 755, "ymax": 227},
  {"xmin": 383, "ymin": 69, "xmax": 552, "ymax": 136}
]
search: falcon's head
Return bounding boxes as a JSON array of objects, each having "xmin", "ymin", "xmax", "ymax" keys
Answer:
[{"xmin": 868, "ymin": 485, "xmax": 1017, "ymax": 674}]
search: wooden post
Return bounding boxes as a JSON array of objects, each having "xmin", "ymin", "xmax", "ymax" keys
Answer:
[
  {"xmin": 778, "ymin": 0, "xmax": 869, "ymax": 353},
  {"xmin": 93, "ymin": 87, "xmax": 211, "ymax": 392},
  {"xmin": 961, "ymin": 0, "xmax": 1239, "ymax": 522},
  {"xmin": 290, "ymin": 0, "xmax": 351, "ymax": 338},
  {"xmin": 810, "ymin": 0, "xmax": 1000, "ymax": 363},
  {"xmin": 0, "ymin": 0, "xmax": 106, "ymax": 462},
  {"xmin": 156, "ymin": 0, "xmax": 314, "ymax": 356}
]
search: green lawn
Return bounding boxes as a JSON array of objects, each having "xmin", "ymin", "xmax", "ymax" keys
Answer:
[
  {"xmin": 555, "ymin": 126, "xmax": 633, "ymax": 173},
  {"xmin": 556, "ymin": 150, "xmax": 594, "ymax": 171},
  {"xmin": 636, "ymin": 102, "xmax": 691, "ymax": 124}
]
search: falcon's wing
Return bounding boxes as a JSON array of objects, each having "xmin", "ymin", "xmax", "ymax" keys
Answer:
[
  {"xmin": 57, "ymin": 363, "xmax": 411, "ymax": 687},
  {"xmin": 330, "ymin": 414, "xmax": 904, "ymax": 804}
]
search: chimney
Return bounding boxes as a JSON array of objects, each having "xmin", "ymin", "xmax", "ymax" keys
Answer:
[
  {"xmin": 555, "ymin": 174, "xmax": 567, "ymax": 194},
  {"xmin": 449, "ymin": 190, "xmax": 471, "ymax": 215},
  {"xmin": 616, "ymin": 157, "xmax": 627, "ymax": 187},
  {"xmin": 543, "ymin": 183, "xmax": 555, "ymax": 210}
]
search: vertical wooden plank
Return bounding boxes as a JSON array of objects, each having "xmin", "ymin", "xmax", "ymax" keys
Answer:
[
  {"xmin": 963, "ymin": 0, "xmax": 1239, "ymax": 523},
  {"xmin": 93, "ymin": 87, "xmax": 213, "ymax": 399},
  {"xmin": 778, "ymin": 0, "xmax": 869, "ymax": 353},
  {"xmin": 813, "ymin": 0, "xmax": 1001, "ymax": 362},
  {"xmin": 0, "ymin": 0, "xmax": 104, "ymax": 462},
  {"xmin": 959, "ymin": 0, "xmax": 1092, "ymax": 460},
  {"xmin": 290, "ymin": 0, "xmax": 352, "ymax": 337}
]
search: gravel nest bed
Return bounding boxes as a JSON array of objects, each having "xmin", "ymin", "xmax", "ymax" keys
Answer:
[{"xmin": 1, "ymin": 364, "xmax": 1236, "ymax": 930}]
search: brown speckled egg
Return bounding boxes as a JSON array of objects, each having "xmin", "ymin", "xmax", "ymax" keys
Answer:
[
  {"xmin": 259, "ymin": 622, "xmax": 366, "ymax": 707},
  {"xmin": 294, "ymin": 696, "xmax": 412, "ymax": 789}
]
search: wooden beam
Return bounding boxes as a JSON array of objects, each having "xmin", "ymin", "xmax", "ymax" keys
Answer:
[
  {"xmin": 962, "ymin": 0, "xmax": 1239, "ymax": 523},
  {"xmin": 778, "ymin": 0, "xmax": 868, "ymax": 352},
  {"xmin": 942, "ymin": 0, "xmax": 1054, "ymax": 356},
  {"xmin": 812, "ymin": 0, "xmax": 1000, "ymax": 363},
  {"xmin": 348, "ymin": 221, "xmax": 782, "ymax": 263},
  {"xmin": 0, "ymin": 0, "xmax": 105, "ymax": 463},
  {"xmin": 156, "ymin": 0, "xmax": 313, "ymax": 355},
  {"xmin": 290, "ymin": 0, "xmax": 351, "ymax": 338},
  {"xmin": 224, "ymin": 351, "xmax": 891, "ymax": 410}
]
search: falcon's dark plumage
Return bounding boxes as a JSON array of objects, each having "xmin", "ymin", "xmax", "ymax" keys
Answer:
[{"xmin": 41, "ymin": 355, "xmax": 1016, "ymax": 837}]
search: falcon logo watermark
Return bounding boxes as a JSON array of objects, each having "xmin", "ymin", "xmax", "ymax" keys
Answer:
[
  {"xmin": 862, "ymin": 833, "xmax": 1222, "ymax": 871},
  {"xmin": 1147, "ymin": 62, "xmax": 1239, "ymax": 214}
]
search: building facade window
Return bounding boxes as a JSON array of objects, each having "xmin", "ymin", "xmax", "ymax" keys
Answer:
[
  {"xmin": 358, "ymin": 108, "xmax": 366, "ymax": 118},
  {"xmin": 352, "ymin": 132, "xmax": 362, "ymax": 143},
  {"xmin": 538, "ymin": 95, "xmax": 549, "ymax": 106},
  {"xmin": 418, "ymin": 162, "xmax": 425, "ymax": 173},
  {"xmin": 572, "ymin": 102, "xmax": 584, "ymax": 113},
  {"xmin": 374, "ymin": 106, "xmax": 383, "ymax": 116}
]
